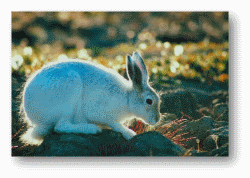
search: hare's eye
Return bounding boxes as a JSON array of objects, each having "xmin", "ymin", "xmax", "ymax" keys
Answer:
[{"xmin": 146, "ymin": 98, "xmax": 153, "ymax": 105}]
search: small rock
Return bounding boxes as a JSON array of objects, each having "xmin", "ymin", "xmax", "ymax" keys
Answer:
[
  {"xmin": 211, "ymin": 90, "xmax": 228, "ymax": 107},
  {"xmin": 203, "ymin": 135, "xmax": 218, "ymax": 151},
  {"xmin": 188, "ymin": 143, "xmax": 228, "ymax": 156},
  {"xmin": 212, "ymin": 90, "xmax": 228, "ymax": 100},
  {"xmin": 180, "ymin": 116, "xmax": 215, "ymax": 140},
  {"xmin": 206, "ymin": 143, "xmax": 229, "ymax": 156},
  {"xmin": 213, "ymin": 103, "xmax": 228, "ymax": 118},
  {"xmin": 216, "ymin": 110, "xmax": 229, "ymax": 122},
  {"xmin": 207, "ymin": 126, "xmax": 229, "ymax": 147},
  {"xmin": 185, "ymin": 139, "xmax": 198, "ymax": 149},
  {"xmin": 160, "ymin": 89, "xmax": 200, "ymax": 119},
  {"xmin": 186, "ymin": 88, "xmax": 213, "ymax": 108},
  {"xmin": 125, "ymin": 131, "xmax": 186, "ymax": 156}
]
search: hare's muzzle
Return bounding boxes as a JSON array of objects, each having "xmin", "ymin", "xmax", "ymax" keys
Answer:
[
  {"xmin": 152, "ymin": 116, "xmax": 160, "ymax": 125},
  {"xmin": 155, "ymin": 117, "xmax": 160, "ymax": 123}
]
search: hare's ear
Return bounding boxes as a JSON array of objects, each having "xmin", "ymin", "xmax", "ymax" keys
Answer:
[
  {"xmin": 132, "ymin": 52, "xmax": 149, "ymax": 83},
  {"xmin": 126, "ymin": 55, "xmax": 143, "ymax": 89}
]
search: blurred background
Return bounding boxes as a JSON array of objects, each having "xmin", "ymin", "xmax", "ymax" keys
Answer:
[{"xmin": 11, "ymin": 12, "xmax": 228, "ymax": 88}]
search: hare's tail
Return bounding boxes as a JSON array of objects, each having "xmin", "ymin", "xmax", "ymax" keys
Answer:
[{"xmin": 20, "ymin": 124, "xmax": 52, "ymax": 145}]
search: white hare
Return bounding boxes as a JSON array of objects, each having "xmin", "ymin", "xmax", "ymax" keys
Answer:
[{"xmin": 20, "ymin": 52, "xmax": 160, "ymax": 145}]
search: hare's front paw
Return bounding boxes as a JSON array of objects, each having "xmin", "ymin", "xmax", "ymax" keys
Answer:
[
  {"xmin": 81, "ymin": 124, "xmax": 102, "ymax": 134},
  {"xmin": 108, "ymin": 123, "xmax": 136, "ymax": 140}
]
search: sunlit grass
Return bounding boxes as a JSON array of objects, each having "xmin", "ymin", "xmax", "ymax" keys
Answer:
[
  {"xmin": 12, "ymin": 55, "xmax": 23, "ymax": 70},
  {"xmin": 174, "ymin": 45, "xmax": 184, "ymax": 56},
  {"xmin": 11, "ymin": 38, "xmax": 229, "ymax": 86}
]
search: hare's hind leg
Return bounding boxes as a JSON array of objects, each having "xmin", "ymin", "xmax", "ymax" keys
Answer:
[
  {"xmin": 20, "ymin": 124, "xmax": 53, "ymax": 145},
  {"xmin": 54, "ymin": 117, "xmax": 102, "ymax": 134},
  {"xmin": 54, "ymin": 85, "xmax": 102, "ymax": 135},
  {"xmin": 54, "ymin": 111, "xmax": 102, "ymax": 135}
]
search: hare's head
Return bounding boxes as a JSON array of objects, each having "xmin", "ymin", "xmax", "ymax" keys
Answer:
[{"xmin": 126, "ymin": 52, "xmax": 161, "ymax": 125}]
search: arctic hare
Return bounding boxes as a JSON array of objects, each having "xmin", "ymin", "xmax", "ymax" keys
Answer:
[{"xmin": 20, "ymin": 52, "xmax": 160, "ymax": 145}]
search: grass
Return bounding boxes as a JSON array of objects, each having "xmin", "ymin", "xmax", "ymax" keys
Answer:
[
  {"xmin": 12, "ymin": 39, "xmax": 228, "ymax": 86},
  {"xmin": 126, "ymin": 115, "xmax": 196, "ymax": 148}
]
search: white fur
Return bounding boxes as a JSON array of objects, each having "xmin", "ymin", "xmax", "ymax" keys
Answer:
[{"xmin": 20, "ymin": 52, "xmax": 160, "ymax": 145}]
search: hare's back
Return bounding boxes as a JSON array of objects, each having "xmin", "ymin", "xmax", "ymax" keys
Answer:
[{"xmin": 24, "ymin": 60, "xmax": 127, "ymax": 100}]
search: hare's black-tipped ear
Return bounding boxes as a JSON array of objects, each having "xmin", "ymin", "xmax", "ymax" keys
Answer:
[
  {"xmin": 132, "ymin": 52, "xmax": 149, "ymax": 83},
  {"xmin": 132, "ymin": 52, "xmax": 148, "ymax": 75},
  {"xmin": 126, "ymin": 55, "xmax": 143, "ymax": 89}
]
